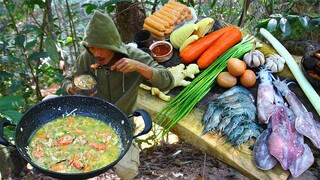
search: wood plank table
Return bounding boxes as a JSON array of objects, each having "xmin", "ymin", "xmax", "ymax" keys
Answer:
[{"xmin": 135, "ymin": 41, "xmax": 320, "ymax": 179}]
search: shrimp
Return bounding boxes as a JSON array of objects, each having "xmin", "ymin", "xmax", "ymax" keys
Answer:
[
  {"xmin": 88, "ymin": 142, "xmax": 107, "ymax": 151},
  {"xmin": 214, "ymin": 92, "xmax": 254, "ymax": 106},
  {"xmin": 221, "ymin": 115, "xmax": 247, "ymax": 137},
  {"xmin": 256, "ymin": 67, "xmax": 276, "ymax": 124},
  {"xmin": 223, "ymin": 105, "xmax": 257, "ymax": 123},
  {"xmin": 50, "ymin": 161, "xmax": 67, "ymax": 172},
  {"xmin": 201, "ymin": 107, "xmax": 224, "ymax": 135},
  {"xmin": 55, "ymin": 134, "xmax": 74, "ymax": 146},
  {"xmin": 33, "ymin": 143, "xmax": 45, "ymax": 158},
  {"xmin": 216, "ymin": 101, "xmax": 256, "ymax": 132},
  {"xmin": 227, "ymin": 122, "xmax": 260, "ymax": 144},
  {"xmin": 214, "ymin": 85, "xmax": 254, "ymax": 101},
  {"xmin": 232, "ymin": 126, "xmax": 261, "ymax": 146},
  {"xmin": 273, "ymin": 77, "xmax": 320, "ymax": 149},
  {"xmin": 69, "ymin": 155, "xmax": 84, "ymax": 170},
  {"xmin": 201, "ymin": 103, "xmax": 217, "ymax": 125}
]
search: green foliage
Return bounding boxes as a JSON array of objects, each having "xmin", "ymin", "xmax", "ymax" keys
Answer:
[
  {"xmin": 1, "ymin": 0, "xmax": 63, "ymax": 106},
  {"xmin": 255, "ymin": 0, "xmax": 320, "ymax": 41},
  {"xmin": 256, "ymin": 12, "xmax": 320, "ymax": 41},
  {"xmin": 0, "ymin": 95, "xmax": 24, "ymax": 140},
  {"xmin": 0, "ymin": 96, "xmax": 24, "ymax": 124}
]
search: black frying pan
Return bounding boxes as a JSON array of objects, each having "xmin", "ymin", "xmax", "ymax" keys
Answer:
[{"xmin": 0, "ymin": 95, "xmax": 152, "ymax": 179}]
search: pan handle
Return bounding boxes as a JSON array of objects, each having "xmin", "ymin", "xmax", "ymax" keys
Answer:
[
  {"xmin": 128, "ymin": 109, "xmax": 152, "ymax": 139},
  {"xmin": 0, "ymin": 119, "xmax": 15, "ymax": 146}
]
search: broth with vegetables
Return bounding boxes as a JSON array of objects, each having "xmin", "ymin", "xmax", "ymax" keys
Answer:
[
  {"xmin": 27, "ymin": 116, "xmax": 121, "ymax": 173},
  {"xmin": 73, "ymin": 74, "xmax": 97, "ymax": 90}
]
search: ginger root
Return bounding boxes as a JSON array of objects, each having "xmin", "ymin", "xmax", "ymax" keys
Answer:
[{"xmin": 140, "ymin": 63, "xmax": 200, "ymax": 101}]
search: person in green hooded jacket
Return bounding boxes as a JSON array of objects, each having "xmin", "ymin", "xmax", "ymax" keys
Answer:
[
  {"xmin": 62, "ymin": 10, "xmax": 174, "ymax": 114},
  {"xmin": 61, "ymin": 11, "xmax": 174, "ymax": 179}
]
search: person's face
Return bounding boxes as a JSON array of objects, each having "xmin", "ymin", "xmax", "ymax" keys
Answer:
[{"xmin": 89, "ymin": 47, "xmax": 115, "ymax": 65}]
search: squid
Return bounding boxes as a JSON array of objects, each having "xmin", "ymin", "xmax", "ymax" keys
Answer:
[
  {"xmin": 268, "ymin": 91, "xmax": 304, "ymax": 170},
  {"xmin": 273, "ymin": 78, "xmax": 320, "ymax": 149},
  {"xmin": 256, "ymin": 67, "xmax": 276, "ymax": 124}
]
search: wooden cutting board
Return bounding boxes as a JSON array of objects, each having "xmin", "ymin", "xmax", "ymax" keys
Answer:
[
  {"xmin": 136, "ymin": 89, "xmax": 290, "ymax": 180},
  {"xmin": 135, "ymin": 35, "xmax": 319, "ymax": 179}
]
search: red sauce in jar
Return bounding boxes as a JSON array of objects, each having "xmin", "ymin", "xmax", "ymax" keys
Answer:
[{"xmin": 152, "ymin": 44, "xmax": 170, "ymax": 56}]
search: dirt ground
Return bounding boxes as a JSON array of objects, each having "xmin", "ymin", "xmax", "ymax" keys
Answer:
[
  {"xmin": 21, "ymin": 142, "xmax": 249, "ymax": 180},
  {"xmin": 19, "ymin": 132, "xmax": 319, "ymax": 180}
]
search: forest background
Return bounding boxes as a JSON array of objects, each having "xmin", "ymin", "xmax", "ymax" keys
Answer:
[{"xmin": 0, "ymin": 0, "xmax": 319, "ymax": 148}]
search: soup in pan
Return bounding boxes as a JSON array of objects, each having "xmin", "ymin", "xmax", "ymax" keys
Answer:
[{"xmin": 27, "ymin": 116, "xmax": 121, "ymax": 173}]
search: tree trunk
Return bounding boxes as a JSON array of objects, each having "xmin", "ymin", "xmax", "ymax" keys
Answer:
[
  {"xmin": 115, "ymin": 1, "xmax": 146, "ymax": 42},
  {"xmin": 238, "ymin": 0, "xmax": 251, "ymax": 27}
]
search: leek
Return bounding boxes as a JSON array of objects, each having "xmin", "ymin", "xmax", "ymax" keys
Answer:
[
  {"xmin": 260, "ymin": 28, "xmax": 320, "ymax": 116},
  {"xmin": 154, "ymin": 35, "xmax": 260, "ymax": 139}
]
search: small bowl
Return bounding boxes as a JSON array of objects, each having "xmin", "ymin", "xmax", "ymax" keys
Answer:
[
  {"xmin": 300, "ymin": 48, "xmax": 320, "ymax": 88},
  {"xmin": 134, "ymin": 30, "xmax": 153, "ymax": 48},
  {"xmin": 72, "ymin": 72, "xmax": 98, "ymax": 95},
  {"xmin": 149, "ymin": 41, "xmax": 173, "ymax": 62}
]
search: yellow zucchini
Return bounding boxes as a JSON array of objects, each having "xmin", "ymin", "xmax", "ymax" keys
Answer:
[
  {"xmin": 179, "ymin": 35, "xmax": 199, "ymax": 52},
  {"xmin": 195, "ymin": 17, "xmax": 215, "ymax": 38},
  {"xmin": 170, "ymin": 23, "xmax": 198, "ymax": 49}
]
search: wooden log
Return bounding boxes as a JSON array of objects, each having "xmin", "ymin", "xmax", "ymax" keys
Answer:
[{"xmin": 135, "ymin": 89, "xmax": 291, "ymax": 180}]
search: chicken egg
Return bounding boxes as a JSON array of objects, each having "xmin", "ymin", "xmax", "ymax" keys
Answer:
[
  {"xmin": 227, "ymin": 58, "xmax": 247, "ymax": 77},
  {"xmin": 240, "ymin": 69, "xmax": 256, "ymax": 88},
  {"xmin": 217, "ymin": 71, "xmax": 237, "ymax": 88}
]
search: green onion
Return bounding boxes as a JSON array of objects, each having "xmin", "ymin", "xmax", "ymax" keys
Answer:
[
  {"xmin": 260, "ymin": 28, "xmax": 320, "ymax": 116},
  {"xmin": 154, "ymin": 35, "xmax": 259, "ymax": 139}
]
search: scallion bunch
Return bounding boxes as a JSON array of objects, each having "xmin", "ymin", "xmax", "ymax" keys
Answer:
[{"xmin": 154, "ymin": 35, "xmax": 261, "ymax": 139}]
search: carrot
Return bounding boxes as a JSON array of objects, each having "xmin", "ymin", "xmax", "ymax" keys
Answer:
[
  {"xmin": 179, "ymin": 26, "xmax": 234, "ymax": 64},
  {"xmin": 197, "ymin": 26, "xmax": 242, "ymax": 69}
]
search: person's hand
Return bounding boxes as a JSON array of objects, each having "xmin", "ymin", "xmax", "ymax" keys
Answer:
[
  {"xmin": 68, "ymin": 84, "xmax": 97, "ymax": 96},
  {"xmin": 111, "ymin": 58, "xmax": 153, "ymax": 79},
  {"xmin": 67, "ymin": 85, "xmax": 77, "ymax": 94},
  {"xmin": 111, "ymin": 58, "xmax": 139, "ymax": 73}
]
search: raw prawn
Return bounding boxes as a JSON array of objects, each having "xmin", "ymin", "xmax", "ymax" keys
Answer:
[
  {"xmin": 268, "ymin": 91, "xmax": 304, "ymax": 170},
  {"xmin": 201, "ymin": 107, "xmax": 224, "ymax": 135},
  {"xmin": 273, "ymin": 78, "xmax": 320, "ymax": 149},
  {"xmin": 222, "ymin": 105, "xmax": 257, "ymax": 123},
  {"xmin": 221, "ymin": 115, "xmax": 248, "ymax": 137},
  {"xmin": 226, "ymin": 123, "xmax": 248, "ymax": 143},
  {"xmin": 214, "ymin": 85, "xmax": 254, "ymax": 101},
  {"xmin": 214, "ymin": 92, "xmax": 254, "ymax": 106},
  {"xmin": 201, "ymin": 103, "xmax": 217, "ymax": 125},
  {"xmin": 216, "ymin": 102, "xmax": 256, "ymax": 132},
  {"xmin": 232, "ymin": 125, "xmax": 261, "ymax": 146},
  {"xmin": 227, "ymin": 122, "xmax": 262, "ymax": 144},
  {"xmin": 256, "ymin": 67, "xmax": 276, "ymax": 124}
]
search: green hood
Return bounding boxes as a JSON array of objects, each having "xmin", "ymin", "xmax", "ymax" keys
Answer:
[{"xmin": 81, "ymin": 11, "xmax": 129, "ymax": 57}]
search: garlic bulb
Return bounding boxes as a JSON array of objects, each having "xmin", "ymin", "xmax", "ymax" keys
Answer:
[
  {"xmin": 265, "ymin": 54, "xmax": 286, "ymax": 73},
  {"xmin": 243, "ymin": 50, "xmax": 265, "ymax": 68}
]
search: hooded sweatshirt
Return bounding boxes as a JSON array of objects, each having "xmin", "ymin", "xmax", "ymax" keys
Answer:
[{"xmin": 62, "ymin": 11, "xmax": 174, "ymax": 115}]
